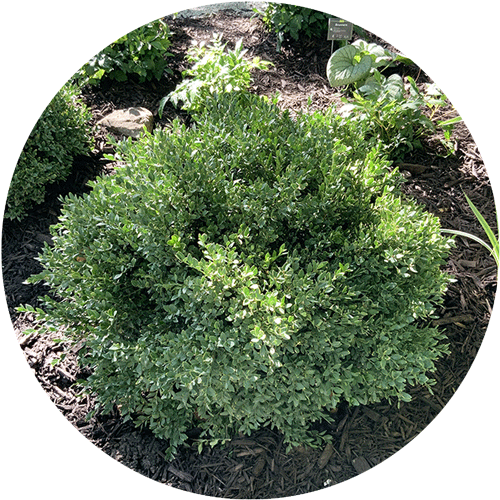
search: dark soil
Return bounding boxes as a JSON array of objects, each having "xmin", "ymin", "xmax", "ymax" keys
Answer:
[{"xmin": 2, "ymin": 9, "xmax": 496, "ymax": 498}]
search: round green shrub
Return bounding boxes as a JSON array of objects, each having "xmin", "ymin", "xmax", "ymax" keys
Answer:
[
  {"xmin": 27, "ymin": 92, "xmax": 453, "ymax": 458},
  {"xmin": 5, "ymin": 83, "xmax": 94, "ymax": 220}
]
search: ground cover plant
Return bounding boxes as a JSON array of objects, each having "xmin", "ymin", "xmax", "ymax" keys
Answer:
[
  {"xmin": 73, "ymin": 18, "xmax": 173, "ymax": 85},
  {"xmin": 4, "ymin": 82, "xmax": 94, "ymax": 221},
  {"xmin": 22, "ymin": 91, "xmax": 453, "ymax": 459}
]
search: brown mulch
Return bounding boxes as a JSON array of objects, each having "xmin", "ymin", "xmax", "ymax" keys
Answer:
[{"xmin": 2, "ymin": 9, "xmax": 496, "ymax": 498}]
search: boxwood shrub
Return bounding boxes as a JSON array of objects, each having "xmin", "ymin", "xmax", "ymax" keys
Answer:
[
  {"xmin": 5, "ymin": 83, "xmax": 93, "ymax": 220},
  {"xmin": 25, "ymin": 92, "xmax": 453, "ymax": 458}
]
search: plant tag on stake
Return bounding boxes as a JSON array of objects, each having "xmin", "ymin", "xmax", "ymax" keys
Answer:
[
  {"xmin": 328, "ymin": 18, "xmax": 353, "ymax": 40},
  {"xmin": 328, "ymin": 18, "xmax": 353, "ymax": 52}
]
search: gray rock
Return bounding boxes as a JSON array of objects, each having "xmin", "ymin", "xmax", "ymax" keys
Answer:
[{"xmin": 97, "ymin": 107, "xmax": 154, "ymax": 138}]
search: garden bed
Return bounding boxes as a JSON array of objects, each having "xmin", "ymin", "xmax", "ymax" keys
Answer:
[{"xmin": 2, "ymin": 8, "xmax": 496, "ymax": 498}]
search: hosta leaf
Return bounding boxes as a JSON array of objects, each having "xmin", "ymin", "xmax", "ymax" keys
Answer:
[
  {"xmin": 352, "ymin": 39, "xmax": 413, "ymax": 68},
  {"xmin": 358, "ymin": 73, "xmax": 404, "ymax": 102},
  {"xmin": 358, "ymin": 77, "xmax": 382, "ymax": 99},
  {"xmin": 327, "ymin": 45, "xmax": 372, "ymax": 87},
  {"xmin": 352, "ymin": 39, "xmax": 391, "ymax": 66},
  {"xmin": 383, "ymin": 74, "xmax": 404, "ymax": 100}
]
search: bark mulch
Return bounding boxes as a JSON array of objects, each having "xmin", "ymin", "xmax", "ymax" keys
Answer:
[{"xmin": 2, "ymin": 9, "xmax": 496, "ymax": 498}]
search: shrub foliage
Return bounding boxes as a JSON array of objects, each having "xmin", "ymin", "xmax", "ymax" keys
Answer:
[
  {"xmin": 5, "ymin": 83, "xmax": 93, "ymax": 220},
  {"xmin": 25, "ymin": 93, "xmax": 453, "ymax": 458},
  {"xmin": 73, "ymin": 19, "xmax": 173, "ymax": 85},
  {"xmin": 262, "ymin": 3, "xmax": 331, "ymax": 45}
]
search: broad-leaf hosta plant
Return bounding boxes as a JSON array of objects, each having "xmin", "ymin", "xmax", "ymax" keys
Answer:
[
  {"xmin": 328, "ymin": 40, "xmax": 456, "ymax": 160},
  {"xmin": 22, "ymin": 92, "xmax": 453, "ymax": 459},
  {"xmin": 327, "ymin": 39, "xmax": 413, "ymax": 88}
]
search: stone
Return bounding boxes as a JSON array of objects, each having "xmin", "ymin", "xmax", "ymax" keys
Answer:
[{"xmin": 97, "ymin": 107, "xmax": 154, "ymax": 138}]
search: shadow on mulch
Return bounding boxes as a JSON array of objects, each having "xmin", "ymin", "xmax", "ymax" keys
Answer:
[{"xmin": 2, "ymin": 9, "xmax": 496, "ymax": 498}]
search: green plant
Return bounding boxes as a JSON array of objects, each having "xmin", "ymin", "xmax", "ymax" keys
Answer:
[
  {"xmin": 339, "ymin": 72, "xmax": 448, "ymax": 160},
  {"xmin": 327, "ymin": 39, "xmax": 413, "ymax": 88},
  {"xmin": 5, "ymin": 82, "xmax": 94, "ymax": 220},
  {"xmin": 22, "ymin": 92, "xmax": 453, "ymax": 460},
  {"xmin": 442, "ymin": 194, "xmax": 499, "ymax": 268},
  {"xmin": 436, "ymin": 115, "xmax": 463, "ymax": 155},
  {"xmin": 260, "ymin": 3, "xmax": 331, "ymax": 50},
  {"xmin": 73, "ymin": 19, "xmax": 173, "ymax": 85},
  {"xmin": 159, "ymin": 34, "xmax": 272, "ymax": 115}
]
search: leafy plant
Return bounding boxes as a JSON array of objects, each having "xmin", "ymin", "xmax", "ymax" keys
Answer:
[
  {"xmin": 159, "ymin": 34, "xmax": 272, "ymax": 115},
  {"xmin": 22, "ymin": 92, "xmax": 453, "ymax": 460},
  {"xmin": 73, "ymin": 19, "xmax": 173, "ymax": 85},
  {"xmin": 442, "ymin": 194, "xmax": 499, "ymax": 268},
  {"xmin": 339, "ymin": 72, "xmax": 449, "ymax": 160},
  {"xmin": 327, "ymin": 39, "xmax": 413, "ymax": 88},
  {"xmin": 5, "ymin": 82, "xmax": 94, "ymax": 220},
  {"xmin": 260, "ymin": 3, "xmax": 331, "ymax": 50}
]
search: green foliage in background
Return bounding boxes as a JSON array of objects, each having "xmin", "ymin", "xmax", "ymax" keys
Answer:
[
  {"xmin": 5, "ymin": 83, "xmax": 94, "ymax": 220},
  {"xmin": 22, "ymin": 92, "xmax": 453, "ymax": 460},
  {"xmin": 261, "ymin": 3, "xmax": 331, "ymax": 48},
  {"xmin": 160, "ymin": 34, "xmax": 272, "ymax": 115},
  {"xmin": 73, "ymin": 19, "xmax": 173, "ymax": 85}
]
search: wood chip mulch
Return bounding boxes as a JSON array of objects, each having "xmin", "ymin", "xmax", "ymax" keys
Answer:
[{"xmin": 2, "ymin": 9, "xmax": 496, "ymax": 498}]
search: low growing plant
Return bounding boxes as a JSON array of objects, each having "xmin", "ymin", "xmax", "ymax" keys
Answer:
[
  {"xmin": 437, "ymin": 115, "xmax": 462, "ymax": 155},
  {"xmin": 339, "ymin": 72, "xmax": 450, "ymax": 160},
  {"xmin": 73, "ymin": 19, "xmax": 173, "ymax": 85},
  {"xmin": 327, "ymin": 40, "xmax": 459, "ymax": 159},
  {"xmin": 22, "ymin": 92, "xmax": 453, "ymax": 459},
  {"xmin": 159, "ymin": 34, "xmax": 272, "ymax": 115},
  {"xmin": 5, "ymin": 82, "xmax": 94, "ymax": 220}
]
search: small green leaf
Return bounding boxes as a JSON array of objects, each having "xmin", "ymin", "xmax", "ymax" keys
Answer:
[{"xmin": 438, "ymin": 116, "xmax": 463, "ymax": 127}]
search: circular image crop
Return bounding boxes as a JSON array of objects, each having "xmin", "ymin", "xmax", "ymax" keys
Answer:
[{"xmin": 2, "ymin": 2, "xmax": 498, "ymax": 499}]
